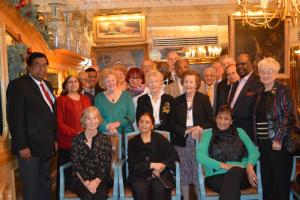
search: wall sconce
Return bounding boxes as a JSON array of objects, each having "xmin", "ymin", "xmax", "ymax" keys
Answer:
[{"xmin": 184, "ymin": 45, "xmax": 222, "ymax": 59}]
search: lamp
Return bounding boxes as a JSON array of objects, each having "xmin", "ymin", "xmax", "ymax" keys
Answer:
[
  {"xmin": 184, "ymin": 45, "xmax": 222, "ymax": 59},
  {"xmin": 236, "ymin": 0, "xmax": 300, "ymax": 28}
]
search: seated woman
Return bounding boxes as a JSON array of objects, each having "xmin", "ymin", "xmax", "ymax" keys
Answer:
[
  {"xmin": 196, "ymin": 105, "xmax": 260, "ymax": 200},
  {"xmin": 136, "ymin": 70, "xmax": 174, "ymax": 132},
  {"xmin": 128, "ymin": 112, "xmax": 178, "ymax": 200},
  {"xmin": 71, "ymin": 106, "xmax": 112, "ymax": 200}
]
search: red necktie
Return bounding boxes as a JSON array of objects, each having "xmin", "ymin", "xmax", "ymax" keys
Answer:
[{"xmin": 40, "ymin": 83, "xmax": 53, "ymax": 108}]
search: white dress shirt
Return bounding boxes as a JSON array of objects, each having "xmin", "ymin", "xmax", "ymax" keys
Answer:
[{"xmin": 230, "ymin": 72, "xmax": 252, "ymax": 108}]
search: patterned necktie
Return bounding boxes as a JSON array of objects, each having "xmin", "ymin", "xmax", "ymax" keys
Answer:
[{"xmin": 40, "ymin": 83, "xmax": 53, "ymax": 108}]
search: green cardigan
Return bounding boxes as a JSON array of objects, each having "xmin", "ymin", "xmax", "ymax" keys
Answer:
[
  {"xmin": 94, "ymin": 91, "xmax": 135, "ymax": 134},
  {"xmin": 196, "ymin": 128, "xmax": 260, "ymax": 177}
]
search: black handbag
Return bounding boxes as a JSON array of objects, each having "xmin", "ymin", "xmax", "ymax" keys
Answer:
[
  {"xmin": 153, "ymin": 169, "xmax": 175, "ymax": 190},
  {"xmin": 284, "ymin": 133, "xmax": 300, "ymax": 154}
]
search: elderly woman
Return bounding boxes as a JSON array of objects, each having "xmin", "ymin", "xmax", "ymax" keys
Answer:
[
  {"xmin": 95, "ymin": 68, "xmax": 135, "ymax": 135},
  {"xmin": 253, "ymin": 57, "xmax": 297, "ymax": 200},
  {"xmin": 172, "ymin": 70, "xmax": 214, "ymax": 200},
  {"xmin": 136, "ymin": 70, "xmax": 174, "ymax": 132},
  {"xmin": 71, "ymin": 106, "xmax": 112, "ymax": 200},
  {"xmin": 128, "ymin": 112, "xmax": 178, "ymax": 200},
  {"xmin": 56, "ymin": 75, "xmax": 91, "ymax": 194},
  {"xmin": 126, "ymin": 67, "xmax": 146, "ymax": 97},
  {"xmin": 197, "ymin": 105, "xmax": 260, "ymax": 200},
  {"xmin": 112, "ymin": 63, "xmax": 128, "ymax": 91}
]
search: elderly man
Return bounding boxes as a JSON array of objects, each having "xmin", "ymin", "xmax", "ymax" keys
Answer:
[
  {"xmin": 167, "ymin": 51, "xmax": 179, "ymax": 82},
  {"xmin": 230, "ymin": 53, "xmax": 262, "ymax": 139},
  {"xmin": 7, "ymin": 52, "xmax": 57, "ymax": 200},
  {"xmin": 199, "ymin": 67, "xmax": 218, "ymax": 113},
  {"xmin": 141, "ymin": 58, "xmax": 156, "ymax": 76},
  {"xmin": 211, "ymin": 62, "xmax": 224, "ymax": 83},
  {"xmin": 164, "ymin": 59, "xmax": 190, "ymax": 98}
]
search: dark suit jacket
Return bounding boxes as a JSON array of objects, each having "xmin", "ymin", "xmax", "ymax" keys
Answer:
[
  {"xmin": 231, "ymin": 73, "xmax": 263, "ymax": 140},
  {"xmin": 172, "ymin": 91, "xmax": 214, "ymax": 147},
  {"xmin": 6, "ymin": 74, "xmax": 57, "ymax": 157},
  {"xmin": 216, "ymin": 78, "xmax": 231, "ymax": 111},
  {"xmin": 128, "ymin": 131, "xmax": 178, "ymax": 181},
  {"xmin": 136, "ymin": 93, "xmax": 174, "ymax": 132},
  {"xmin": 84, "ymin": 84, "xmax": 105, "ymax": 105}
]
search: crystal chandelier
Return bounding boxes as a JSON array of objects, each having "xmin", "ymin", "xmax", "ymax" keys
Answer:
[{"xmin": 236, "ymin": 0, "xmax": 300, "ymax": 28}]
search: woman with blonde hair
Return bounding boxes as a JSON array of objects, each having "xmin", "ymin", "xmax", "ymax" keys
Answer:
[
  {"xmin": 253, "ymin": 57, "xmax": 297, "ymax": 200},
  {"xmin": 112, "ymin": 63, "xmax": 128, "ymax": 90},
  {"xmin": 136, "ymin": 70, "xmax": 174, "ymax": 132},
  {"xmin": 71, "ymin": 106, "xmax": 112, "ymax": 199},
  {"xmin": 95, "ymin": 68, "xmax": 135, "ymax": 135}
]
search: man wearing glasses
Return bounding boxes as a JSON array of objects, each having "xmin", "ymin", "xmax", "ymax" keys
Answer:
[
  {"xmin": 7, "ymin": 52, "xmax": 57, "ymax": 200},
  {"xmin": 229, "ymin": 53, "xmax": 263, "ymax": 140}
]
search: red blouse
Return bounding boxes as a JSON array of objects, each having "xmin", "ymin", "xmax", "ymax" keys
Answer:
[{"xmin": 57, "ymin": 94, "xmax": 91, "ymax": 149}]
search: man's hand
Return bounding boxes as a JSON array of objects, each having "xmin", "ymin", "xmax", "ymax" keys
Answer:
[{"xmin": 19, "ymin": 148, "xmax": 32, "ymax": 160}]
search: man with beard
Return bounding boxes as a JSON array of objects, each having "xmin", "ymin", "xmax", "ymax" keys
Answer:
[{"xmin": 229, "ymin": 53, "xmax": 263, "ymax": 140}]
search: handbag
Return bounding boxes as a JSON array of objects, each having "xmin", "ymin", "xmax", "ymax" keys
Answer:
[
  {"xmin": 284, "ymin": 133, "xmax": 300, "ymax": 154},
  {"xmin": 152, "ymin": 169, "xmax": 175, "ymax": 190}
]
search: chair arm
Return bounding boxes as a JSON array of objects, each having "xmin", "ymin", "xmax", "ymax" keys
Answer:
[
  {"xmin": 175, "ymin": 161, "xmax": 181, "ymax": 200},
  {"xmin": 197, "ymin": 163, "xmax": 207, "ymax": 199},
  {"xmin": 59, "ymin": 162, "xmax": 72, "ymax": 200},
  {"xmin": 291, "ymin": 156, "xmax": 300, "ymax": 181},
  {"xmin": 255, "ymin": 161, "xmax": 263, "ymax": 200},
  {"xmin": 112, "ymin": 160, "xmax": 119, "ymax": 199},
  {"xmin": 118, "ymin": 159, "xmax": 127, "ymax": 199}
]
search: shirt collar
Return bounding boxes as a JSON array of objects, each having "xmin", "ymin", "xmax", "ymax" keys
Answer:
[{"xmin": 240, "ymin": 71, "xmax": 252, "ymax": 83}]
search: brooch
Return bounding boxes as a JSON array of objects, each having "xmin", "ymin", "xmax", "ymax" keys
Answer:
[{"xmin": 162, "ymin": 102, "xmax": 170, "ymax": 114}]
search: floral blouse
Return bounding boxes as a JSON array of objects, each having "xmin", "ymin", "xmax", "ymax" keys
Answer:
[{"xmin": 71, "ymin": 131, "xmax": 112, "ymax": 184}]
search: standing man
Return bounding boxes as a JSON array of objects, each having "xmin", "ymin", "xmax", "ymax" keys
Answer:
[
  {"xmin": 84, "ymin": 67, "xmax": 104, "ymax": 104},
  {"xmin": 167, "ymin": 51, "xmax": 179, "ymax": 82},
  {"xmin": 199, "ymin": 67, "xmax": 218, "ymax": 114},
  {"xmin": 164, "ymin": 59, "xmax": 190, "ymax": 98},
  {"xmin": 230, "ymin": 53, "xmax": 262, "ymax": 140},
  {"xmin": 211, "ymin": 62, "xmax": 224, "ymax": 83},
  {"xmin": 7, "ymin": 52, "xmax": 57, "ymax": 200}
]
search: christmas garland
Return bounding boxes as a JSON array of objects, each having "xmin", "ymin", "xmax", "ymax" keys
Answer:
[
  {"xmin": 7, "ymin": 42, "xmax": 28, "ymax": 81},
  {"xmin": 7, "ymin": 0, "xmax": 51, "ymax": 46}
]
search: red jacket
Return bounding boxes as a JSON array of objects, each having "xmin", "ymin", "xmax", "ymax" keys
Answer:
[{"xmin": 57, "ymin": 94, "xmax": 91, "ymax": 149}]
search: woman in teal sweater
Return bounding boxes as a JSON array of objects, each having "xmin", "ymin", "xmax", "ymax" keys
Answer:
[
  {"xmin": 196, "ymin": 105, "xmax": 260, "ymax": 200},
  {"xmin": 95, "ymin": 68, "xmax": 135, "ymax": 134}
]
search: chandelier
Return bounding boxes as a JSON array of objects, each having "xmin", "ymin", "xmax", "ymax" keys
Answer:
[{"xmin": 236, "ymin": 0, "xmax": 300, "ymax": 28}]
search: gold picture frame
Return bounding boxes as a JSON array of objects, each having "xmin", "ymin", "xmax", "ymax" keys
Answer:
[
  {"xmin": 229, "ymin": 16, "xmax": 290, "ymax": 79},
  {"xmin": 93, "ymin": 14, "xmax": 146, "ymax": 44}
]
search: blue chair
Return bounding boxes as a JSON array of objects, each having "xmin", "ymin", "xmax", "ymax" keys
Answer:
[
  {"xmin": 118, "ymin": 131, "xmax": 181, "ymax": 200},
  {"xmin": 197, "ymin": 161, "xmax": 263, "ymax": 200},
  {"xmin": 59, "ymin": 134, "xmax": 121, "ymax": 200},
  {"xmin": 290, "ymin": 156, "xmax": 300, "ymax": 200}
]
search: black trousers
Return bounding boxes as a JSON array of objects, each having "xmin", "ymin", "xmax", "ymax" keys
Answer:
[
  {"xmin": 130, "ymin": 178, "xmax": 171, "ymax": 200},
  {"xmin": 56, "ymin": 148, "xmax": 71, "ymax": 199},
  {"xmin": 18, "ymin": 156, "xmax": 52, "ymax": 200},
  {"xmin": 258, "ymin": 139, "xmax": 292, "ymax": 200},
  {"xmin": 71, "ymin": 179, "xmax": 109, "ymax": 200},
  {"xmin": 205, "ymin": 167, "xmax": 250, "ymax": 200}
]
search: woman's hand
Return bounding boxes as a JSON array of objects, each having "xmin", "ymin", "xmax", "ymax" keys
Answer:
[
  {"xmin": 152, "ymin": 170, "xmax": 160, "ymax": 177},
  {"xmin": 191, "ymin": 126, "xmax": 203, "ymax": 141},
  {"xmin": 106, "ymin": 122, "xmax": 120, "ymax": 135},
  {"xmin": 150, "ymin": 162, "xmax": 166, "ymax": 172},
  {"xmin": 220, "ymin": 162, "xmax": 243, "ymax": 170},
  {"xmin": 246, "ymin": 163, "xmax": 258, "ymax": 187},
  {"xmin": 272, "ymin": 141, "xmax": 282, "ymax": 151}
]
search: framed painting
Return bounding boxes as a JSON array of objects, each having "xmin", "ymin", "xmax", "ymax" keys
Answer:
[
  {"xmin": 93, "ymin": 14, "xmax": 146, "ymax": 44},
  {"xmin": 229, "ymin": 16, "xmax": 290, "ymax": 78},
  {"xmin": 91, "ymin": 43, "xmax": 148, "ymax": 69}
]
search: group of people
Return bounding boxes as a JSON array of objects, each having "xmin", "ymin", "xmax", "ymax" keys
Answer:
[{"xmin": 6, "ymin": 51, "xmax": 298, "ymax": 200}]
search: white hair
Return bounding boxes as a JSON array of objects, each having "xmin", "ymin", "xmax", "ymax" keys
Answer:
[{"xmin": 258, "ymin": 57, "xmax": 280, "ymax": 73}]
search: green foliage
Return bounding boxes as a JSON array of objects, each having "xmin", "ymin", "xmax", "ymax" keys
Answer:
[{"xmin": 7, "ymin": 43, "xmax": 27, "ymax": 81}]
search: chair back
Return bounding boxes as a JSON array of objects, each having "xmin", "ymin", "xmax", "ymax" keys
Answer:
[{"xmin": 108, "ymin": 134, "xmax": 121, "ymax": 177}]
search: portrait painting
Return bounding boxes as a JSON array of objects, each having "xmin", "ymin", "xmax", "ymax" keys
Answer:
[
  {"xmin": 229, "ymin": 16, "xmax": 290, "ymax": 78},
  {"xmin": 93, "ymin": 14, "xmax": 146, "ymax": 44}
]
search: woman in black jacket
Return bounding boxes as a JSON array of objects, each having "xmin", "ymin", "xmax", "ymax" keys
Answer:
[
  {"xmin": 172, "ymin": 70, "xmax": 214, "ymax": 200},
  {"xmin": 136, "ymin": 70, "xmax": 174, "ymax": 132},
  {"xmin": 128, "ymin": 112, "xmax": 178, "ymax": 200},
  {"xmin": 253, "ymin": 57, "xmax": 297, "ymax": 200}
]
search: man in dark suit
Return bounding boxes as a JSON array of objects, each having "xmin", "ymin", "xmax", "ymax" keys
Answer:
[
  {"xmin": 6, "ymin": 52, "xmax": 57, "ymax": 200},
  {"xmin": 230, "ymin": 53, "xmax": 263, "ymax": 140}
]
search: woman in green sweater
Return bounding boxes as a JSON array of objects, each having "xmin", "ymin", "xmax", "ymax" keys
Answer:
[
  {"xmin": 196, "ymin": 105, "xmax": 260, "ymax": 200},
  {"xmin": 95, "ymin": 68, "xmax": 135, "ymax": 135}
]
